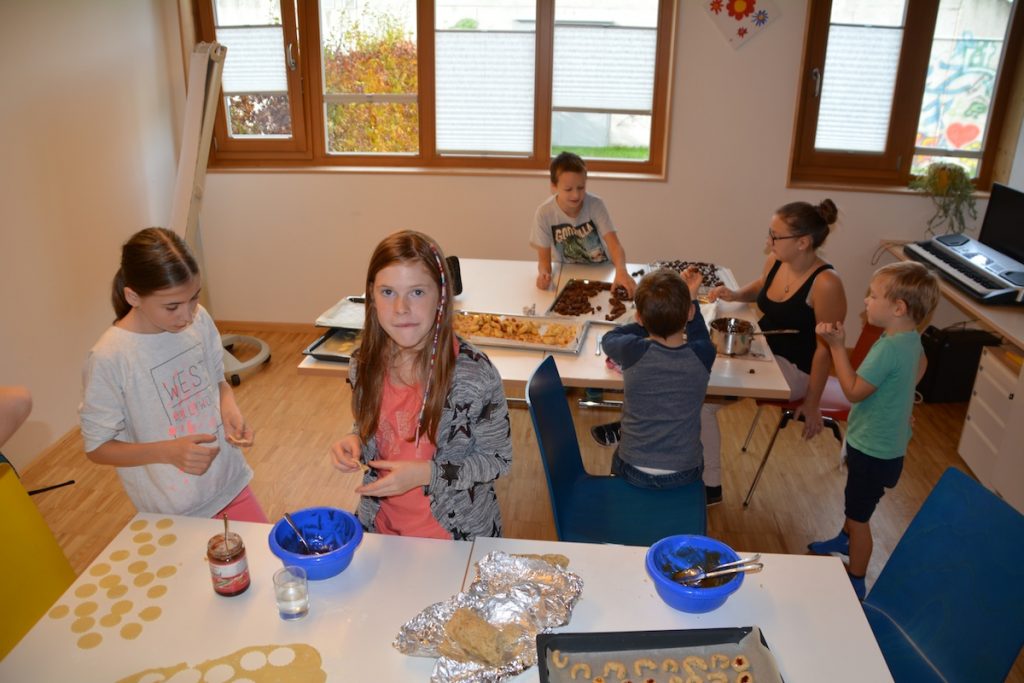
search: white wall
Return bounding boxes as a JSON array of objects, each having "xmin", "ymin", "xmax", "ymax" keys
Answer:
[
  {"xmin": 0, "ymin": 0, "xmax": 183, "ymax": 470},
  {"xmin": 198, "ymin": 2, "xmax": 992, "ymax": 330}
]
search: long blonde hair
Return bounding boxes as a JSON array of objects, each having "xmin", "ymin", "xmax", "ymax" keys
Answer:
[{"xmin": 352, "ymin": 231, "xmax": 456, "ymax": 444}]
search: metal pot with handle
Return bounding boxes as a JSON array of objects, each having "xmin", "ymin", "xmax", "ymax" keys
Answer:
[{"xmin": 709, "ymin": 317, "xmax": 798, "ymax": 356}]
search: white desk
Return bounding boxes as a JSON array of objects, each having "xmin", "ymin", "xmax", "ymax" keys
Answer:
[
  {"xmin": 469, "ymin": 536, "xmax": 893, "ymax": 683},
  {"xmin": 299, "ymin": 259, "xmax": 790, "ymax": 400},
  {"xmin": 0, "ymin": 513, "xmax": 473, "ymax": 682},
  {"xmin": 3, "ymin": 515, "xmax": 891, "ymax": 682}
]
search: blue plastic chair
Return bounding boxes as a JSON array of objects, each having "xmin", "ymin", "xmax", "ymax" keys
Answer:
[
  {"xmin": 525, "ymin": 356, "xmax": 706, "ymax": 546},
  {"xmin": 863, "ymin": 467, "xmax": 1024, "ymax": 682}
]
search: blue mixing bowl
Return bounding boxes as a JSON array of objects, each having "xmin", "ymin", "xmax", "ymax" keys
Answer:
[
  {"xmin": 645, "ymin": 534, "xmax": 744, "ymax": 613},
  {"xmin": 268, "ymin": 507, "xmax": 363, "ymax": 581}
]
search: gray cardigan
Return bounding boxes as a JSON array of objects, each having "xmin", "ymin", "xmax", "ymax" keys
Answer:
[{"xmin": 348, "ymin": 339, "xmax": 512, "ymax": 539}]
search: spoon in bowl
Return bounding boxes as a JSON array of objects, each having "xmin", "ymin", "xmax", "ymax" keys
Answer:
[
  {"xmin": 282, "ymin": 512, "xmax": 314, "ymax": 555},
  {"xmin": 671, "ymin": 553, "xmax": 761, "ymax": 583},
  {"xmin": 675, "ymin": 561, "xmax": 764, "ymax": 586}
]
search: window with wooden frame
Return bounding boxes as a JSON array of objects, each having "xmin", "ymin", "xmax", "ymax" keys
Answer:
[
  {"xmin": 791, "ymin": 0, "xmax": 1023, "ymax": 190},
  {"xmin": 192, "ymin": 0, "xmax": 677, "ymax": 176}
]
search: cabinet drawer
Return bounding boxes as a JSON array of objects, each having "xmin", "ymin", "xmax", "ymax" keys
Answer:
[
  {"xmin": 976, "ymin": 347, "xmax": 1018, "ymax": 394},
  {"xmin": 970, "ymin": 356, "xmax": 1016, "ymax": 427},
  {"xmin": 957, "ymin": 419, "xmax": 998, "ymax": 487}
]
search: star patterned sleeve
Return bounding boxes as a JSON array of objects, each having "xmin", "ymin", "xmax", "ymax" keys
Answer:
[{"xmin": 427, "ymin": 347, "xmax": 512, "ymax": 494}]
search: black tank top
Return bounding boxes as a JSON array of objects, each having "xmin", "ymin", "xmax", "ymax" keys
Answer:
[{"xmin": 756, "ymin": 260, "xmax": 834, "ymax": 374}]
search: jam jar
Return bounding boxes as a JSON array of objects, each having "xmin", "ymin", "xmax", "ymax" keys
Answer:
[{"xmin": 207, "ymin": 531, "xmax": 251, "ymax": 596}]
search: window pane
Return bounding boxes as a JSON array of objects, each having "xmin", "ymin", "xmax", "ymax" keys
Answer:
[
  {"xmin": 551, "ymin": 1, "xmax": 657, "ymax": 161},
  {"xmin": 326, "ymin": 103, "xmax": 419, "ymax": 154},
  {"xmin": 320, "ymin": 0, "xmax": 418, "ymax": 154},
  {"xmin": 214, "ymin": 0, "xmax": 291, "ymax": 138},
  {"xmin": 914, "ymin": 0, "xmax": 1013, "ymax": 173},
  {"xmin": 435, "ymin": 1, "xmax": 534, "ymax": 155},
  {"xmin": 214, "ymin": 0, "xmax": 281, "ymax": 26},
  {"xmin": 815, "ymin": 24, "xmax": 903, "ymax": 152}
]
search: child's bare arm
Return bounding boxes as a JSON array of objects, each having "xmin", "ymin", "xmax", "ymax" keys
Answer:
[
  {"xmin": 534, "ymin": 245, "xmax": 553, "ymax": 290},
  {"xmin": 602, "ymin": 231, "xmax": 636, "ymax": 297},
  {"xmin": 87, "ymin": 435, "xmax": 219, "ymax": 475},
  {"xmin": 816, "ymin": 322, "xmax": 877, "ymax": 402}
]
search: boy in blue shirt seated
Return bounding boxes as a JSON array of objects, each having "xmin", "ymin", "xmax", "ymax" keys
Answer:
[
  {"xmin": 809, "ymin": 261, "xmax": 940, "ymax": 600},
  {"xmin": 601, "ymin": 267, "xmax": 716, "ymax": 489}
]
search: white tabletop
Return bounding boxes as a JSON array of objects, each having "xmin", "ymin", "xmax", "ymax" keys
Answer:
[
  {"xmin": 469, "ymin": 536, "xmax": 893, "ymax": 683},
  {"xmin": 0, "ymin": 513, "xmax": 473, "ymax": 682},
  {"xmin": 299, "ymin": 259, "xmax": 791, "ymax": 400}
]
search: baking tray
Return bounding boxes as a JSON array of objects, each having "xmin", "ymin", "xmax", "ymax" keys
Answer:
[
  {"xmin": 453, "ymin": 311, "xmax": 588, "ymax": 354},
  {"xmin": 537, "ymin": 626, "xmax": 783, "ymax": 683},
  {"xmin": 547, "ymin": 278, "xmax": 630, "ymax": 322},
  {"xmin": 302, "ymin": 327, "xmax": 361, "ymax": 362},
  {"xmin": 315, "ymin": 295, "xmax": 365, "ymax": 329}
]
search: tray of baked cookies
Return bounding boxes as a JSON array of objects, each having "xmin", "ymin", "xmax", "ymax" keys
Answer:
[
  {"xmin": 453, "ymin": 311, "xmax": 589, "ymax": 354},
  {"xmin": 537, "ymin": 626, "xmax": 783, "ymax": 683}
]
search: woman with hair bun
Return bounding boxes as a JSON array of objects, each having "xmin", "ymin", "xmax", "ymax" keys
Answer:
[
  {"xmin": 705, "ymin": 200, "xmax": 847, "ymax": 500},
  {"xmin": 712, "ymin": 199, "xmax": 847, "ymax": 434}
]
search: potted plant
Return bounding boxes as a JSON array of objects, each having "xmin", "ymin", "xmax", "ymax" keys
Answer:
[{"xmin": 910, "ymin": 161, "xmax": 978, "ymax": 236}]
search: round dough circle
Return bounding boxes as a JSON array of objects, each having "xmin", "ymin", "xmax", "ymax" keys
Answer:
[
  {"xmin": 75, "ymin": 583, "xmax": 98, "ymax": 598},
  {"xmin": 138, "ymin": 544, "xmax": 157, "ymax": 556},
  {"xmin": 156, "ymin": 565, "xmax": 177, "ymax": 579},
  {"xmin": 129, "ymin": 519, "xmax": 148, "ymax": 531},
  {"xmin": 99, "ymin": 612, "xmax": 122, "ymax": 628},
  {"xmin": 71, "ymin": 616, "xmax": 95, "ymax": 633},
  {"xmin": 202, "ymin": 662, "xmax": 236, "ymax": 683},
  {"xmin": 267, "ymin": 647, "xmax": 296, "ymax": 667},
  {"xmin": 107, "ymin": 584, "xmax": 129, "ymax": 599},
  {"xmin": 155, "ymin": 518, "xmax": 174, "ymax": 529},
  {"xmin": 99, "ymin": 574, "xmax": 122, "ymax": 588},
  {"xmin": 77, "ymin": 632, "xmax": 103, "ymax": 649},
  {"xmin": 109, "ymin": 549, "xmax": 130, "ymax": 562},
  {"xmin": 139, "ymin": 606, "xmax": 162, "ymax": 622},
  {"xmin": 120, "ymin": 622, "xmax": 143, "ymax": 640},
  {"xmin": 111, "ymin": 599, "xmax": 133, "ymax": 615},
  {"xmin": 133, "ymin": 532, "xmax": 153, "ymax": 544},
  {"xmin": 147, "ymin": 584, "xmax": 168, "ymax": 599},
  {"xmin": 128, "ymin": 560, "xmax": 149, "ymax": 574},
  {"xmin": 134, "ymin": 572, "xmax": 155, "ymax": 587},
  {"xmin": 239, "ymin": 650, "xmax": 268, "ymax": 671},
  {"xmin": 49, "ymin": 604, "xmax": 70, "ymax": 619},
  {"xmin": 88, "ymin": 563, "xmax": 111, "ymax": 577},
  {"xmin": 74, "ymin": 601, "xmax": 99, "ymax": 617},
  {"xmin": 158, "ymin": 533, "xmax": 177, "ymax": 547}
]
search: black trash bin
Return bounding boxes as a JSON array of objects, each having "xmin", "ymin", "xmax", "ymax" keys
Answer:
[{"xmin": 916, "ymin": 325, "xmax": 1001, "ymax": 403}]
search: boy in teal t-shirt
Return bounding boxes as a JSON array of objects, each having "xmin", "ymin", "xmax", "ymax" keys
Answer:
[{"xmin": 809, "ymin": 262, "xmax": 939, "ymax": 600}]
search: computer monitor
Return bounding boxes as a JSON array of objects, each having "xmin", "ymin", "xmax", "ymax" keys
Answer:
[{"xmin": 978, "ymin": 183, "xmax": 1024, "ymax": 265}]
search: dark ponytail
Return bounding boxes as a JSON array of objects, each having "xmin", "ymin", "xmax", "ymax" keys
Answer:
[
  {"xmin": 776, "ymin": 198, "xmax": 838, "ymax": 249},
  {"xmin": 111, "ymin": 228, "xmax": 199, "ymax": 321}
]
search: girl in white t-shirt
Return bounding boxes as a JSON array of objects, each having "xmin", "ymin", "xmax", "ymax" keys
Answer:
[{"xmin": 79, "ymin": 227, "xmax": 266, "ymax": 521}]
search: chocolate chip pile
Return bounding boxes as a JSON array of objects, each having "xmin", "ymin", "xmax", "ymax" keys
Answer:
[
  {"xmin": 651, "ymin": 260, "xmax": 723, "ymax": 287},
  {"xmin": 551, "ymin": 280, "xmax": 632, "ymax": 321}
]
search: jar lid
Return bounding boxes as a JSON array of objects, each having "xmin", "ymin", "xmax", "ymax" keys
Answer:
[{"xmin": 207, "ymin": 531, "xmax": 244, "ymax": 560}]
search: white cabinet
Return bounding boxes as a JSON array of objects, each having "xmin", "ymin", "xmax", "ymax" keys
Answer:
[{"xmin": 958, "ymin": 347, "xmax": 1024, "ymax": 513}]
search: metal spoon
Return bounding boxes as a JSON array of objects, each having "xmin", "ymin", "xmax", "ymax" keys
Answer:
[
  {"xmin": 595, "ymin": 333, "xmax": 604, "ymax": 356},
  {"xmin": 677, "ymin": 562, "xmax": 764, "ymax": 586},
  {"xmin": 671, "ymin": 554, "xmax": 761, "ymax": 583},
  {"xmin": 282, "ymin": 512, "xmax": 314, "ymax": 555}
]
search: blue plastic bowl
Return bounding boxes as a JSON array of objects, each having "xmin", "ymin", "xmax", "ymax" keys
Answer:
[
  {"xmin": 645, "ymin": 534, "xmax": 744, "ymax": 613},
  {"xmin": 268, "ymin": 507, "xmax": 363, "ymax": 581}
]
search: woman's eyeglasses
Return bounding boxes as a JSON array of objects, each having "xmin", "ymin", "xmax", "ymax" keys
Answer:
[{"xmin": 767, "ymin": 229, "xmax": 801, "ymax": 245}]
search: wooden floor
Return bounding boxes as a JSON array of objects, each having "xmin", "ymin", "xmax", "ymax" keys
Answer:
[{"xmin": 20, "ymin": 325, "xmax": 1022, "ymax": 680}]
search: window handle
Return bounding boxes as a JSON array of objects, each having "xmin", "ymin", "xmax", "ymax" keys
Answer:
[
  {"xmin": 812, "ymin": 67, "xmax": 821, "ymax": 98},
  {"xmin": 287, "ymin": 43, "xmax": 297, "ymax": 71}
]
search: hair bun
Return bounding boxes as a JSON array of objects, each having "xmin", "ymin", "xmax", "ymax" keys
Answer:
[{"xmin": 817, "ymin": 198, "xmax": 838, "ymax": 226}]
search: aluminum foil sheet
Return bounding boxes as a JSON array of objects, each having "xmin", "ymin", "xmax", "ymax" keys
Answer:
[{"xmin": 394, "ymin": 551, "xmax": 584, "ymax": 683}]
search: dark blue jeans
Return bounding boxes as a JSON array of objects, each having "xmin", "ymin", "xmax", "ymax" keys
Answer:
[{"xmin": 611, "ymin": 451, "xmax": 703, "ymax": 490}]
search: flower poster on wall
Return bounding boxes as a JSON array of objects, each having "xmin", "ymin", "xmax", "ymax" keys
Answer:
[{"xmin": 705, "ymin": 0, "xmax": 781, "ymax": 49}]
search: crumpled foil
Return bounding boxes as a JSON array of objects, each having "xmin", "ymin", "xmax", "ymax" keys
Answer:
[{"xmin": 394, "ymin": 551, "xmax": 584, "ymax": 683}]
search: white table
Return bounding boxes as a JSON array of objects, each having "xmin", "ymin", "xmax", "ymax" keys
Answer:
[
  {"xmin": 469, "ymin": 536, "xmax": 893, "ymax": 683},
  {"xmin": 0, "ymin": 513, "xmax": 473, "ymax": 682},
  {"xmin": 2, "ymin": 515, "xmax": 891, "ymax": 682},
  {"xmin": 299, "ymin": 259, "xmax": 791, "ymax": 400}
]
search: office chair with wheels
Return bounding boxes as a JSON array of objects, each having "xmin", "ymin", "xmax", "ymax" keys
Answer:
[
  {"xmin": 742, "ymin": 323, "xmax": 883, "ymax": 507},
  {"xmin": 863, "ymin": 467, "xmax": 1024, "ymax": 682},
  {"xmin": 525, "ymin": 356, "xmax": 706, "ymax": 546}
]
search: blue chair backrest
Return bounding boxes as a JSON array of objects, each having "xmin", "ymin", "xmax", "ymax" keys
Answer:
[
  {"xmin": 525, "ymin": 357, "xmax": 587, "ymax": 536},
  {"xmin": 864, "ymin": 467, "xmax": 1024, "ymax": 682}
]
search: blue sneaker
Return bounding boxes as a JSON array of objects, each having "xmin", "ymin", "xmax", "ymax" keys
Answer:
[
  {"xmin": 848, "ymin": 573, "xmax": 866, "ymax": 601},
  {"xmin": 808, "ymin": 531, "xmax": 850, "ymax": 558}
]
